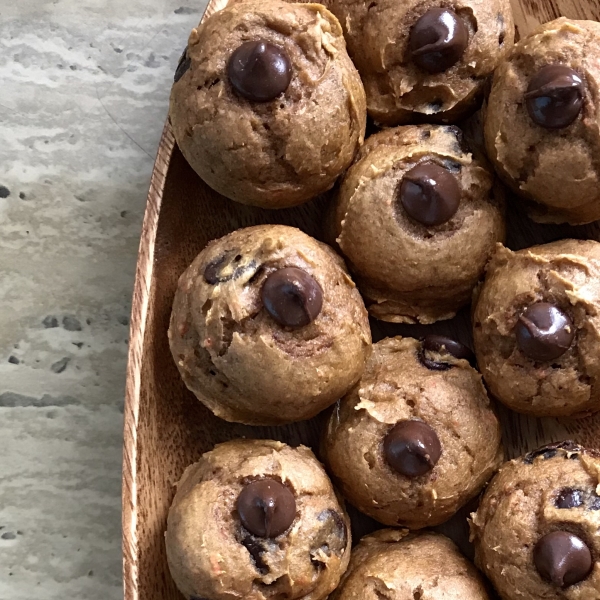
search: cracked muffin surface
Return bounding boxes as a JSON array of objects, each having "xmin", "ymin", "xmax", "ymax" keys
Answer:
[
  {"xmin": 323, "ymin": 0, "xmax": 514, "ymax": 125},
  {"xmin": 330, "ymin": 529, "xmax": 491, "ymax": 600},
  {"xmin": 485, "ymin": 18, "xmax": 600, "ymax": 224},
  {"xmin": 322, "ymin": 336, "xmax": 503, "ymax": 529},
  {"xmin": 473, "ymin": 239, "xmax": 600, "ymax": 417},
  {"xmin": 166, "ymin": 439, "xmax": 351, "ymax": 600},
  {"xmin": 471, "ymin": 441, "xmax": 600, "ymax": 600},
  {"xmin": 331, "ymin": 124, "xmax": 505, "ymax": 324},
  {"xmin": 168, "ymin": 224, "xmax": 371, "ymax": 425},
  {"xmin": 169, "ymin": 0, "xmax": 366, "ymax": 208}
]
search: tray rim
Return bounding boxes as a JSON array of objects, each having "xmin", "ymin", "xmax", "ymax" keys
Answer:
[{"xmin": 122, "ymin": 119, "xmax": 175, "ymax": 600}]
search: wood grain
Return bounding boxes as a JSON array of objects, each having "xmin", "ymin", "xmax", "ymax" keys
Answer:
[{"xmin": 122, "ymin": 2, "xmax": 600, "ymax": 599}]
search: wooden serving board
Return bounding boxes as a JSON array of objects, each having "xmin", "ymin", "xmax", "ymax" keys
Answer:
[{"xmin": 122, "ymin": 1, "xmax": 600, "ymax": 599}]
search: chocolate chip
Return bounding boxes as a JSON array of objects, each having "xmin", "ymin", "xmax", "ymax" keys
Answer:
[
  {"xmin": 555, "ymin": 488, "xmax": 584, "ymax": 509},
  {"xmin": 237, "ymin": 479, "xmax": 296, "ymax": 538},
  {"xmin": 534, "ymin": 531, "xmax": 592, "ymax": 587},
  {"xmin": 316, "ymin": 509, "xmax": 347, "ymax": 553},
  {"xmin": 310, "ymin": 509, "xmax": 348, "ymax": 569},
  {"xmin": 589, "ymin": 496, "xmax": 600, "ymax": 510},
  {"xmin": 420, "ymin": 335, "xmax": 475, "ymax": 370},
  {"xmin": 262, "ymin": 267, "xmax": 323, "ymax": 328},
  {"xmin": 204, "ymin": 255, "xmax": 257, "ymax": 285},
  {"xmin": 384, "ymin": 420, "xmax": 442, "ymax": 477},
  {"xmin": 409, "ymin": 8, "xmax": 469, "ymax": 73},
  {"xmin": 515, "ymin": 303, "xmax": 575, "ymax": 361},
  {"xmin": 174, "ymin": 47, "xmax": 191, "ymax": 83},
  {"xmin": 227, "ymin": 40, "xmax": 292, "ymax": 102},
  {"xmin": 240, "ymin": 536, "xmax": 269, "ymax": 575},
  {"xmin": 523, "ymin": 441, "xmax": 581, "ymax": 464},
  {"xmin": 398, "ymin": 161, "xmax": 460, "ymax": 226},
  {"xmin": 525, "ymin": 65, "xmax": 584, "ymax": 129}
]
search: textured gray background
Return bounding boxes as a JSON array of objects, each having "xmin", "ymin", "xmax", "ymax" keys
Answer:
[{"xmin": 0, "ymin": 1, "xmax": 208, "ymax": 597}]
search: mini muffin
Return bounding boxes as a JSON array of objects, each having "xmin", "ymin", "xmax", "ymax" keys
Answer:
[
  {"xmin": 473, "ymin": 239, "xmax": 600, "ymax": 418},
  {"xmin": 166, "ymin": 439, "xmax": 351, "ymax": 600},
  {"xmin": 485, "ymin": 18, "xmax": 600, "ymax": 224},
  {"xmin": 169, "ymin": 0, "xmax": 366, "ymax": 209},
  {"xmin": 331, "ymin": 124, "xmax": 505, "ymax": 324},
  {"xmin": 169, "ymin": 225, "xmax": 371, "ymax": 425},
  {"xmin": 330, "ymin": 529, "xmax": 491, "ymax": 600},
  {"xmin": 324, "ymin": 0, "xmax": 514, "ymax": 125},
  {"xmin": 322, "ymin": 336, "xmax": 504, "ymax": 529},
  {"xmin": 471, "ymin": 441, "xmax": 600, "ymax": 600}
]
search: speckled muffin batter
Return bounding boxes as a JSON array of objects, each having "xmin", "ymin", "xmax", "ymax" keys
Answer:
[
  {"xmin": 330, "ymin": 529, "xmax": 491, "ymax": 600},
  {"xmin": 471, "ymin": 441, "xmax": 600, "ymax": 600},
  {"xmin": 166, "ymin": 439, "xmax": 351, "ymax": 600},
  {"xmin": 322, "ymin": 0, "xmax": 513, "ymax": 125},
  {"xmin": 473, "ymin": 240, "xmax": 600, "ymax": 418},
  {"xmin": 169, "ymin": 225, "xmax": 371, "ymax": 425},
  {"xmin": 322, "ymin": 336, "xmax": 503, "ymax": 529},
  {"xmin": 485, "ymin": 18, "xmax": 600, "ymax": 224},
  {"xmin": 169, "ymin": 0, "xmax": 366, "ymax": 209},
  {"xmin": 331, "ymin": 125, "xmax": 505, "ymax": 324}
]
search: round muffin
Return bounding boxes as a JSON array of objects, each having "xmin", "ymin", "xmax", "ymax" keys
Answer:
[
  {"xmin": 330, "ymin": 529, "xmax": 491, "ymax": 600},
  {"xmin": 169, "ymin": 224, "xmax": 371, "ymax": 425},
  {"xmin": 331, "ymin": 124, "xmax": 505, "ymax": 324},
  {"xmin": 471, "ymin": 441, "xmax": 600, "ymax": 600},
  {"xmin": 169, "ymin": 0, "xmax": 366, "ymax": 209},
  {"xmin": 322, "ymin": 336, "xmax": 504, "ymax": 529},
  {"xmin": 473, "ymin": 239, "xmax": 600, "ymax": 418},
  {"xmin": 166, "ymin": 439, "xmax": 351, "ymax": 600},
  {"xmin": 485, "ymin": 18, "xmax": 600, "ymax": 224},
  {"xmin": 323, "ymin": 0, "xmax": 514, "ymax": 125}
]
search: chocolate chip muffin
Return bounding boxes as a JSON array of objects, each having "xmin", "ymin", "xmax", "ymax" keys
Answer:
[
  {"xmin": 169, "ymin": 0, "xmax": 366, "ymax": 209},
  {"xmin": 331, "ymin": 124, "xmax": 505, "ymax": 324},
  {"xmin": 485, "ymin": 18, "xmax": 600, "ymax": 224},
  {"xmin": 471, "ymin": 441, "xmax": 600, "ymax": 600},
  {"xmin": 169, "ymin": 225, "xmax": 371, "ymax": 425},
  {"xmin": 322, "ymin": 336, "xmax": 504, "ymax": 529},
  {"xmin": 330, "ymin": 529, "xmax": 491, "ymax": 600},
  {"xmin": 166, "ymin": 439, "xmax": 351, "ymax": 600},
  {"xmin": 473, "ymin": 239, "xmax": 600, "ymax": 418},
  {"xmin": 323, "ymin": 0, "xmax": 514, "ymax": 125}
]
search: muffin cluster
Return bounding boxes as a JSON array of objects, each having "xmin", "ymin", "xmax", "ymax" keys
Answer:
[{"xmin": 163, "ymin": 2, "xmax": 600, "ymax": 599}]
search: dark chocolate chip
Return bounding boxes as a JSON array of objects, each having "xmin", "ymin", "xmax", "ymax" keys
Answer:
[
  {"xmin": 534, "ymin": 531, "xmax": 592, "ymax": 587},
  {"xmin": 525, "ymin": 65, "xmax": 584, "ymax": 129},
  {"xmin": 204, "ymin": 255, "xmax": 257, "ymax": 285},
  {"xmin": 237, "ymin": 479, "xmax": 296, "ymax": 538},
  {"xmin": 240, "ymin": 536, "xmax": 269, "ymax": 574},
  {"xmin": 589, "ymin": 495, "xmax": 600, "ymax": 510},
  {"xmin": 409, "ymin": 8, "xmax": 469, "ymax": 73},
  {"xmin": 555, "ymin": 488, "xmax": 585, "ymax": 509},
  {"xmin": 262, "ymin": 267, "xmax": 323, "ymax": 328},
  {"xmin": 316, "ymin": 509, "xmax": 347, "ymax": 553},
  {"xmin": 384, "ymin": 420, "xmax": 442, "ymax": 477},
  {"xmin": 420, "ymin": 335, "xmax": 475, "ymax": 370},
  {"xmin": 174, "ymin": 47, "xmax": 191, "ymax": 83},
  {"xmin": 498, "ymin": 14, "xmax": 506, "ymax": 45},
  {"xmin": 515, "ymin": 303, "xmax": 575, "ymax": 361},
  {"xmin": 227, "ymin": 40, "xmax": 292, "ymax": 102},
  {"xmin": 523, "ymin": 441, "xmax": 581, "ymax": 464},
  {"xmin": 398, "ymin": 161, "xmax": 460, "ymax": 226}
]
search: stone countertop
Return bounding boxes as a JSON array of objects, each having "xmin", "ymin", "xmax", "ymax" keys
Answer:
[{"xmin": 0, "ymin": 1, "xmax": 208, "ymax": 598}]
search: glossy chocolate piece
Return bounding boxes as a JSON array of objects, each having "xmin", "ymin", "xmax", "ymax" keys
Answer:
[
  {"xmin": 410, "ymin": 8, "xmax": 469, "ymax": 73},
  {"xmin": 534, "ymin": 531, "xmax": 592, "ymax": 587},
  {"xmin": 384, "ymin": 420, "xmax": 442, "ymax": 477},
  {"xmin": 262, "ymin": 267, "xmax": 323, "ymax": 328},
  {"xmin": 228, "ymin": 40, "xmax": 292, "ymax": 102},
  {"xmin": 525, "ymin": 65, "xmax": 584, "ymax": 129},
  {"xmin": 515, "ymin": 302, "xmax": 575, "ymax": 361},
  {"xmin": 399, "ymin": 161, "xmax": 461, "ymax": 226},
  {"xmin": 237, "ymin": 478, "xmax": 296, "ymax": 538}
]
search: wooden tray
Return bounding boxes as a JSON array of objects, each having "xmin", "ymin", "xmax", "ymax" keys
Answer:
[{"xmin": 122, "ymin": 1, "xmax": 600, "ymax": 598}]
